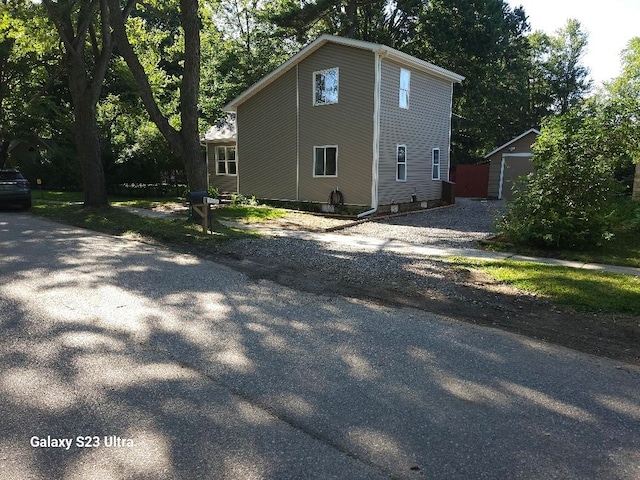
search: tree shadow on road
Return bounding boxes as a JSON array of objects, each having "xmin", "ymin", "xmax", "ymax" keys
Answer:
[{"xmin": 1, "ymin": 212, "xmax": 639, "ymax": 479}]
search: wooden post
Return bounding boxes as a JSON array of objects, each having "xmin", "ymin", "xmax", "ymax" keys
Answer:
[{"xmin": 192, "ymin": 204, "xmax": 210, "ymax": 233}]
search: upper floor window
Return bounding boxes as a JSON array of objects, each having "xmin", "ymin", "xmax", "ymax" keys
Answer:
[
  {"xmin": 432, "ymin": 148, "xmax": 440, "ymax": 180},
  {"xmin": 314, "ymin": 68, "xmax": 339, "ymax": 106},
  {"xmin": 216, "ymin": 146, "xmax": 237, "ymax": 176},
  {"xmin": 399, "ymin": 68, "xmax": 410, "ymax": 109},
  {"xmin": 397, "ymin": 145, "xmax": 407, "ymax": 181}
]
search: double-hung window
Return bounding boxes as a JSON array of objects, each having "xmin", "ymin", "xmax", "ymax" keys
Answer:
[
  {"xmin": 397, "ymin": 145, "xmax": 407, "ymax": 181},
  {"xmin": 432, "ymin": 148, "xmax": 441, "ymax": 180},
  {"xmin": 216, "ymin": 146, "xmax": 237, "ymax": 176},
  {"xmin": 313, "ymin": 68, "xmax": 339, "ymax": 106},
  {"xmin": 399, "ymin": 69, "xmax": 410, "ymax": 109},
  {"xmin": 314, "ymin": 146, "xmax": 338, "ymax": 177}
]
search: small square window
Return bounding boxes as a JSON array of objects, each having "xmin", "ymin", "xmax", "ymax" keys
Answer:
[
  {"xmin": 215, "ymin": 146, "xmax": 237, "ymax": 176},
  {"xmin": 314, "ymin": 146, "xmax": 338, "ymax": 177}
]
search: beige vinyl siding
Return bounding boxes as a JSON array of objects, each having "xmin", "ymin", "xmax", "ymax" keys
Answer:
[
  {"xmin": 207, "ymin": 143, "xmax": 238, "ymax": 193},
  {"xmin": 487, "ymin": 131, "xmax": 538, "ymax": 198},
  {"xmin": 378, "ymin": 58, "xmax": 452, "ymax": 205},
  {"xmin": 298, "ymin": 43, "xmax": 375, "ymax": 205},
  {"xmin": 487, "ymin": 158, "xmax": 502, "ymax": 199},
  {"xmin": 236, "ymin": 68, "xmax": 298, "ymax": 200}
]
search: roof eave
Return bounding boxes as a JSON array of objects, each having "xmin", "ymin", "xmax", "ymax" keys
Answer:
[
  {"xmin": 382, "ymin": 48, "xmax": 465, "ymax": 84},
  {"xmin": 483, "ymin": 128, "xmax": 542, "ymax": 159},
  {"xmin": 223, "ymin": 34, "xmax": 465, "ymax": 112}
]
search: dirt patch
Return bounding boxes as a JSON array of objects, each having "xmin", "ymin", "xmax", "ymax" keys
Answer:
[{"xmin": 231, "ymin": 211, "xmax": 358, "ymax": 231}]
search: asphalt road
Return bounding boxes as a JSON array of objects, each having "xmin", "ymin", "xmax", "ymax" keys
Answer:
[{"xmin": 1, "ymin": 212, "xmax": 639, "ymax": 480}]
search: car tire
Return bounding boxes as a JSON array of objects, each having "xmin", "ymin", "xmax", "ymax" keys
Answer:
[{"xmin": 23, "ymin": 199, "xmax": 32, "ymax": 210}]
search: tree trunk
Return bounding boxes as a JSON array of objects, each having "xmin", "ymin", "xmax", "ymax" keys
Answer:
[
  {"xmin": 67, "ymin": 50, "xmax": 109, "ymax": 208},
  {"xmin": 179, "ymin": 0, "xmax": 206, "ymax": 191},
  {"xmin": 633, "ymin": 162, "xmax": 640, "ymax": 202},
  {"xmin": 0, "ymin": 139, "xmax": 9, "ymax": 169},
  {"xmin": 73, "ymin": 97, "xmax": 108, "ymax": 207},
  {"xmin": 109, "ymin": 0, "xmax": 207, "ymax": 192},
  {"xmin": 43, "ymin": 0, "xmax": 113, "ymax": 208}
]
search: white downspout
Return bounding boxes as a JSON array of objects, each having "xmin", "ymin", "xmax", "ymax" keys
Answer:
[
  {"xmin": 365, "ymin": 50, "xmax": 382, "ymax": 218},
  {"xmin": 296, "ymin": 64, "xmax": 300, "ymax": 201}
]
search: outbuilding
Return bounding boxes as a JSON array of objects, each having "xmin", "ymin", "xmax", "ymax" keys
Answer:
[{"xmin": 485, "ymin": 128, "xmax": 540, "ymax": 200}]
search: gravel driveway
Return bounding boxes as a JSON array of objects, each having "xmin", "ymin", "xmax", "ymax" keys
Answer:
[
  {"xmin": 344, "ymin": 198, "xmax": 506, "ymax": 249},
  {"xmin": 216, "ymin": 198, "xmax": 509, "ymax": 320}
]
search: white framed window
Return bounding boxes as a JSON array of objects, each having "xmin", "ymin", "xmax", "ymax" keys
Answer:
[
  {"xmin": 399, "ymin": 68, "xmax": 410, "ymax": 109},
  {"xmin": 314, "ymin": 146, "xmax": 338, "ymax": 177},
  {"xmin": 216, "ymin": 146, "xmax": 237, "ymax": 176},
  {"xmin": 432, "ymin": 148, "xmax": 441, "ymax": 180},
  {"xmin": 313, "ymin": 68, "xmax": 339, "ymax": 106},
  {"xmin": 397, "ymin": 145, "xmax": 407, "ymax": 182}
]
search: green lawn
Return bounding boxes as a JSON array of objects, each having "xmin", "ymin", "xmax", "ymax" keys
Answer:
[
  {"xmin": 37, "ymin": 191, "xmax": 288, "ymax": 223},
  {"xmin": 37, "ymin": 190, "xmax": 184, "ymax": 206},
  {"xmin": 451, "ymin": 257, "xmax": 640, "ymax": 314},
  {"xmin": 484, "ymin": 233, "xmax": 640, "ymax": 268},
  {"xmin": 31, "ymin": 202, "xmax": 258, "ymax": 246}
]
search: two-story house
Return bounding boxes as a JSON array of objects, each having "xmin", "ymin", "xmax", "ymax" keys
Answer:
[{"xmin": 211, "ymin": 34, "xmax": 464, "ymax": 212}]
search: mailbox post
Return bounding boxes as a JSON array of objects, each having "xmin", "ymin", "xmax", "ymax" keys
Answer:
[{"xmin": 187, "ymin": 191, "xmax": 220, "ymax": 233}]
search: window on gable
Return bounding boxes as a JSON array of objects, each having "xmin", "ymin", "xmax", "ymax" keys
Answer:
[
  {"xmin": 314, "ymin": 146, "xmax": 338, "ymax": 177},
  {"xmin": 216, "ymin": 146, "xmax": 237, "ymax": 176},
  {"xmin": 397, "ymin": 145, "xmax": 407, "ymax": 181},
  {"xmin": 399, "ymin": 69, "xmax": 410, "ymax": 109},
  {"xmin": 432, "ymin": 148, "xmax": 441, "ymax": 180},
  {"xmin": 314, "ymin": 68, "xmax": 339, "ymax": 106}
]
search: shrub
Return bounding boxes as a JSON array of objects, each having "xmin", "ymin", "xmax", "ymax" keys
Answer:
[
  {"xmin": 231, "ymin": 193, "xmax": 258, "ymax": 206},
  {"xmin": 498, "ymin": 110, "xmax": 619, "ymax": 249}
]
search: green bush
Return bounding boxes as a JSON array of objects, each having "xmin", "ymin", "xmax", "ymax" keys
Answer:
[
  {"xmin": 231, "ymin": 193, "xmax": 258, "ymax": 206},
  {"xmin": 498, "ymin": 110, "xmax": 619, "ymax": 249}
]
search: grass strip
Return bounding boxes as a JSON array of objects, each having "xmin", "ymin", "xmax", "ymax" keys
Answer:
[
  {"xmin": 31, "ymin": 202, "xmax": 257, "ymax": 246},
  {"xmin": 450, "ymin": 257, "xmax": 640, "ymax": 314}
]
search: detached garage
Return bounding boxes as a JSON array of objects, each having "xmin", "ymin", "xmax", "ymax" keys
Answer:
[{"xmin": 486, "ymin": 129, "xmax": 540, "ymax": 200}]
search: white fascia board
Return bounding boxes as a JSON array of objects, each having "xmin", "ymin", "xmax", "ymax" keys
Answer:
[
  {"xmin": 382, "ymin": 48, "xmax": 465, "ymax": 84},
  {"xmin": 483, "ymin": 128, "xmax": 542, "ymax": 159},
  {"xmin": 223, "ymin": 35, "xmax": 334, "ymax": 112}
]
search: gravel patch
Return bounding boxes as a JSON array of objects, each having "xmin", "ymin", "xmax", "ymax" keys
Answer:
[
  {"xmin": 345, "ymin": 198, "xmax": 506, "ymax": 249},
  {"xmin": 218, "ymin": 198, "xmax": 507, "ymax": 301},
  {"xmin": 219, "ymin": 235, "xmax": 465, "ymax": 300}
]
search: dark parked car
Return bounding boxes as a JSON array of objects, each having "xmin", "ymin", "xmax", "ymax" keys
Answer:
[{"xmin": 0, "ymin": 169, "xmax": 32, "ymax": 209}]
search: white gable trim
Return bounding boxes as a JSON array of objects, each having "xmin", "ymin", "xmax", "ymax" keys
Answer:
[
  {"xmin": 484, "ymin": 128, "xmax": 541, "ymax": 159},
  {"xmin": 223, "ymin": 35, "xmax": 464, "ymax": 112}
]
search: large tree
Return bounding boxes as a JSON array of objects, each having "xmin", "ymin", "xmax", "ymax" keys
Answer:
[
  {"xmin": 270, "ymin": 0, "xmax": 420, "ymax": 46},
  {"xmin": 200, "ymin": 0, "xmax": 299, "ymax": 121},
  {"xmin": 414, "ymin": 0, "xmax": 532, "ymax": 163},
  {"xmin": 42, "ymin": 0, "xmax": 116, "ymax": 207},
  {"xmin": 0, "ymin": 0, "xmax": 60, "ymax": 168},
  {"xmin": 530, "ymin": 19, "xmax": 591, "ymax": 115},
  {"xmin": 108, "ymin": 0, "xmax": 206, "ymax": 191},
  {"xmin": 596, "ymin": 37, "xmax": 640, "ymax": 195}
]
